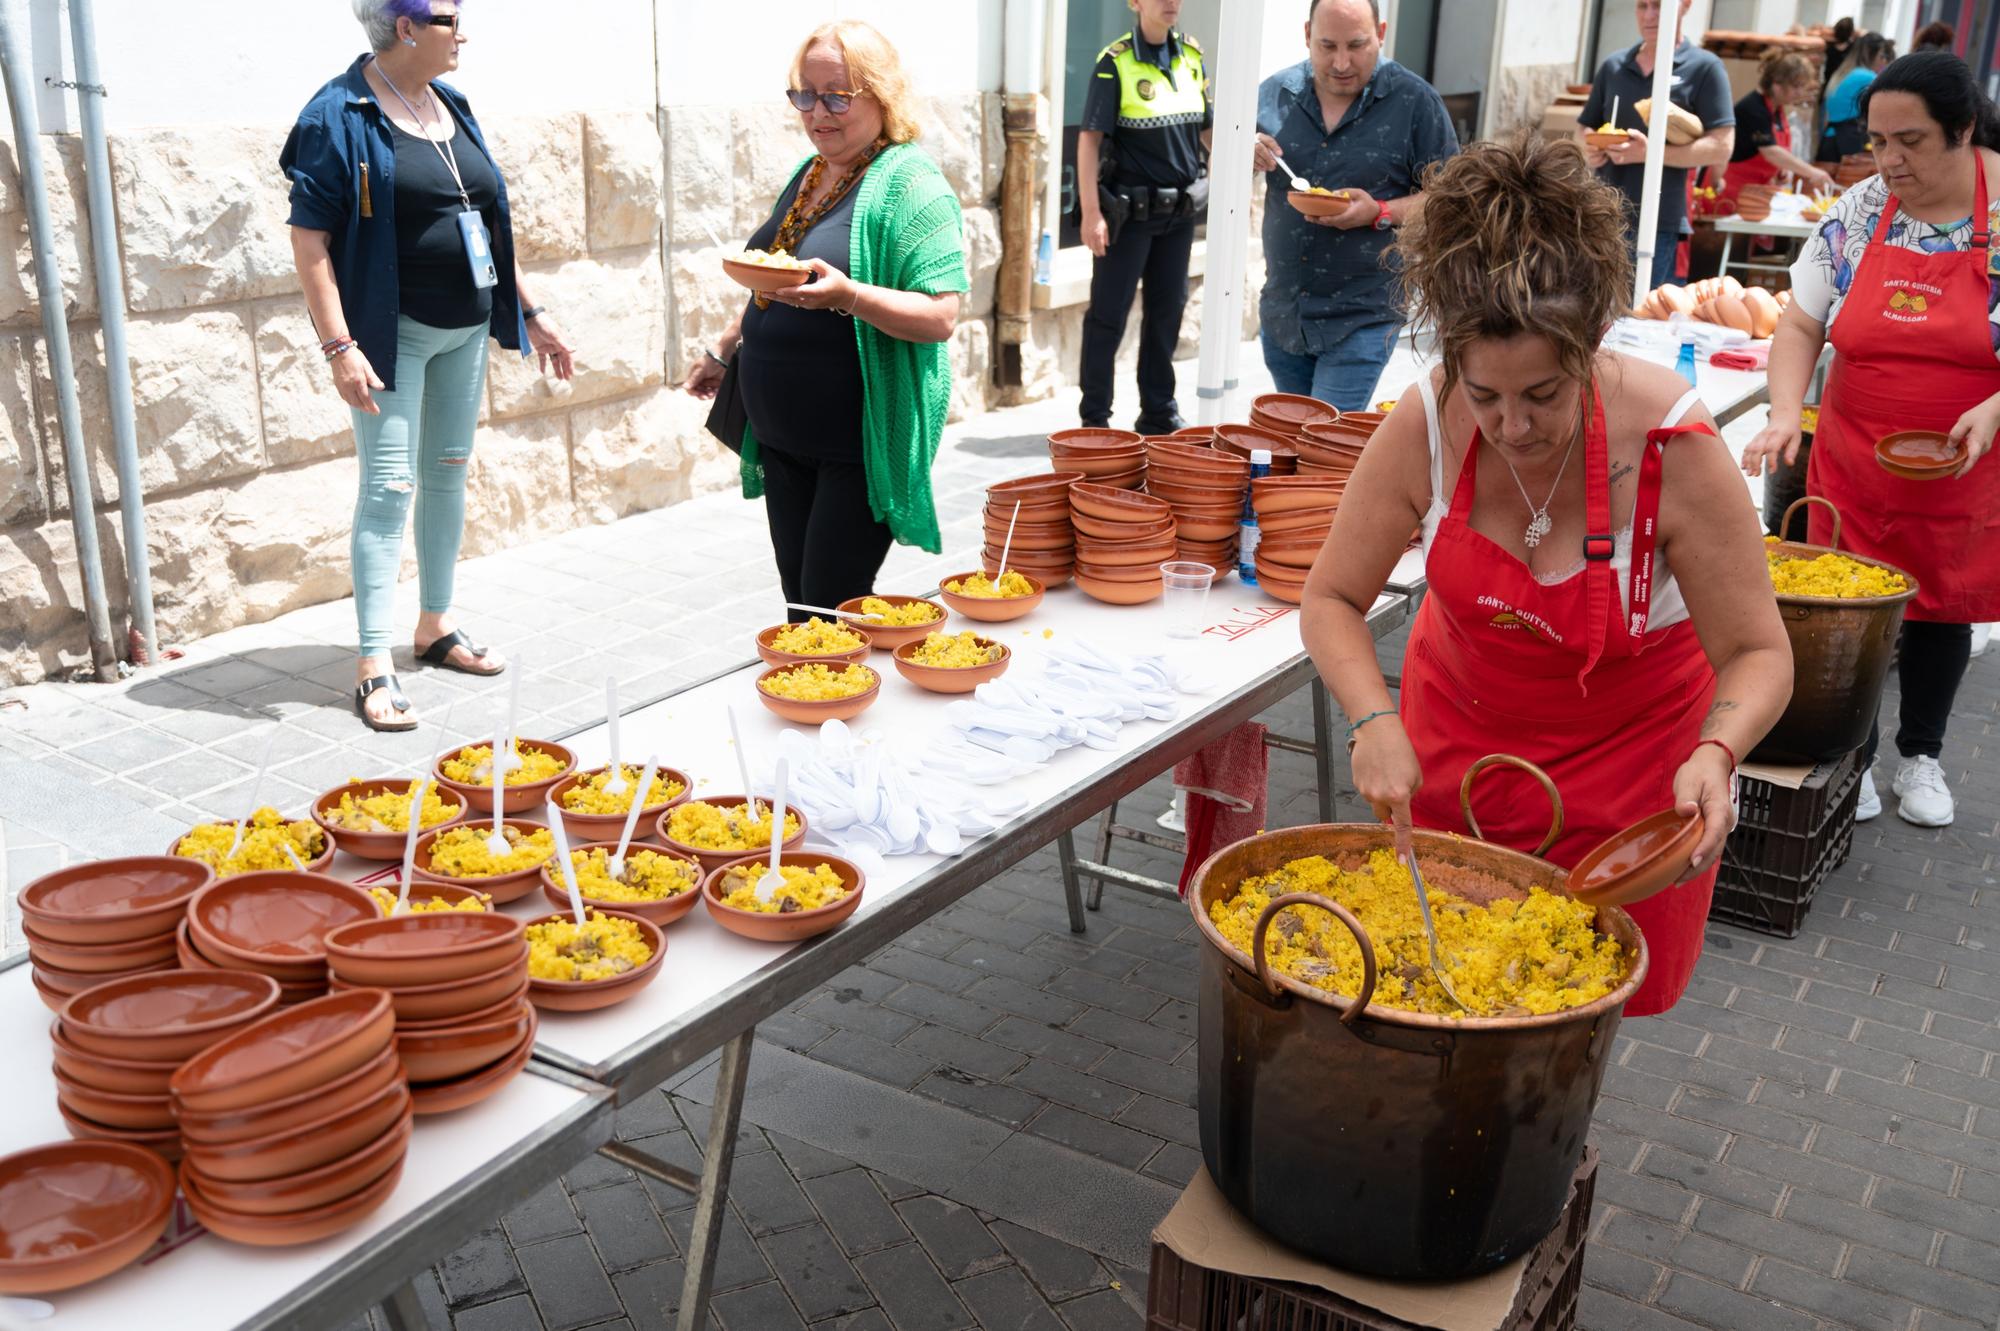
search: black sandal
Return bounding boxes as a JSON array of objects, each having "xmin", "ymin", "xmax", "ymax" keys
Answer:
[
  {"xmin": 416, "ymin": 628, "xmax": 505, "ymax": 677},
  {"xmin": 355, "ymin": 674, "xmax": 418, "ymax": 732}
]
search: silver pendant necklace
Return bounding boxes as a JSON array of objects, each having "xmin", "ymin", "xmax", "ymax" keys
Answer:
[{"xmin": 1496, "ymin": 410, "xmax": 1583, "ymax": 549}]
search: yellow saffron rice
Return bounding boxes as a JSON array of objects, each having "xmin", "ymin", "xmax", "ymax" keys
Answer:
[
  {"xmin": 1764, "ymin": 536, "xmax": 1908, "ymax": 599},
  {"xmin": 440, "ymin": 742, "xmax": 569, "ymax": 787},
  {"xmin": 1209, "ymin": 849, "xmax": 1627, "ymax": 1017},
  {"xmin": 557, "ymin": 766, "xmax": 687, "ymax": 815},
  {"xmin": 664, "ymin": 800, "xmax": 801, "ymax": 851},
  {"xmin": 560, "ymin": 847, "xmax": 700, "ymax": 902},
  {"xmin": 854, "ymin": 597, "xmax": 941, "ymax": 627},
  {"xmin": 174, "ymin": 809, "xmax": 326, "ymax": 878},
  {"xmin": 326, "ymin": 779, "xmax": 460, "ymax": 833},
  {"xmin": 736, "ymin": 248, "xmax": 807, "ymax": 270},
  {"xmin": 526, "ymin": 910, "xmax": 653, "ymax": 983},
  {"xmin": 367, "ymin": 886, "xmax": 489, "ymax": 915},
  {"xmin": 759, "ymin": 663, "xmax": 877, "ymax": 701},
  {"xmin": 424, "ymin": 824, "xmax": 555, "ymax": 878},
  {"xmin": 943, "ymin": 571, "xmax": 1036, "ymax": 599},
  {"xmin": 769, "ymin": 618, "xmax": 868, "ymax": 656},
  {"xmin": 717, "ymin": 862, "xmax": 851, "ymax": 914},
  {"xmin": 905, "ymin": 631, "xmax": 1004, "ymax": 669}
]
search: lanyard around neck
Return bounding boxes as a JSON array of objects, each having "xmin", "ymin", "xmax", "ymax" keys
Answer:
[{"xmin": 373, "ymin": 59, "xmax": 471, "ymax": 210}]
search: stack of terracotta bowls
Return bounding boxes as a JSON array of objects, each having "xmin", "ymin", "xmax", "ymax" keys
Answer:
[
  {"xmin": 1249, "ymin": 476, "xmax": 1346, "ymax": 604},
  {"xmin": 1142, "ymin": 438, "xmax": 1251, "ymax": 574},
  {"xmin": 20, "ymin": 857, "xmax": 213, "ymax": 1013},
  {"xmin": 180, "ymin": 871, "xmax": 378, "ymax": 1004},
  {"xmin": 1212, "ymin": 423, "xmax": 1299, "ymax": 476},
  {"xmin": 171, "ymin": 989, "xmax": 409, "ymax": 1245},
  {"xmin": 1069, "ymin": 482, "xmax": 1175, "ymax": 604},
  {"xmin": 1297, "ymin": 417, "xmax": 1373, "ymax": 480},
  {"xmin": 1047, "ymin": 428, "xmax": 1145, "ymax": 490},
  {"xmin": 984, "ymin": 472, "xmax": 1080, "ymax": 588},
  {"xmin": 1249, "ymin": 392, "xmax": 1339, "ymax": 450},
  {"xmin": 324, "ymin": 912, "xmax": 535, "ymax": 1115},
  {"xmin": 53, "ymin": 969, "xmax": 283, "ymax": 1160}
]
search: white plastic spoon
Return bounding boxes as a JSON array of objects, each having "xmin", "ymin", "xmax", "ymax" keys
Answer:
[
  {"xmin": 226, "ymin": 725, "xmax": 283, "ymax": 860},
  {"xmin": 485, "ymin": 712, "xmax": 511, "ymax": 857},
  {"xmin": 726, "ymin": 705, "xmax": 756, "ymax": 799},
  {"xmin": 756, "ymin": 758, "xmax": 789, "ymax": 904},
  {"xmin": 497, "ymin": 652, "xmax": 527, "ymax": 777},
  {"xmin": 609, "ymin": 753, "xmax": 659, "ymax": 880},
  {"xmin": 994, "ymin": 500, "xmax": 1021, "ymax": 586},
  {"xmin": 1267, "ymin": 147, "xmax": 1312, "ymax": 193},
  {"xmin": 786, "ymin": 601, "xmax": 888, "ymax": 622},
  {"xmin": 602, "ymin": 677, "xmax": 627, "ymax": 795},
  {"xmin": 280, "ymin": 841, "xmax": 307, "ymax": 872},
  {"xmin": 1, "ymin": 1296, "xmax": 54, "ymax": 1322},
  {"xmin": 546, "ymin": 798, "xmax": 589, "ymax": 926},
  {"xmin": 393, "ymin": 780, "xmax": 426, "ymax": 917}
]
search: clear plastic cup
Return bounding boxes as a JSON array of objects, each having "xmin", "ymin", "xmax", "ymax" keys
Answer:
[{"xmin": 1160, "ymin": 561, "xmax": 1216, "ymax": 638}]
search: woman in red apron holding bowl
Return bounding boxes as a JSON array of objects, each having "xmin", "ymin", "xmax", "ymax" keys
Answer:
[
  {"xmin": 1742, "ymin": 52, "xmax": 2000, "ymax": 828},
  {"xmin": 1719, "ymin": 48, "xmax": 1835, "ymax": 213},
  {"xmin": 1300, "ymin": 138, "xmax": 1794, "ymax": 1017}
]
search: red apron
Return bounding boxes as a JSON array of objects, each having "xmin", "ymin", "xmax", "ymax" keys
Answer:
[
  {"xmin": 1807, "ymin": 161, "xmax": 2000, "ymax": 622},
  {"xmin": 1401, "ymin": 390, "xmax": 1718, "ymax": 1017},
  {"xmin": 1718, "ymin": 95, "xmax": 1791, "ymax": 209}
]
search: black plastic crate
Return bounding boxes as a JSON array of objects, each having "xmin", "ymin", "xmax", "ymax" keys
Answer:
[
  {"xmin": 1146, "ymin": 1150, "xmax": 1596, "ymax": 1331},
  {"xmin": 1711, "ymin": 750, "xmax": 1860, "ymax": 937}
]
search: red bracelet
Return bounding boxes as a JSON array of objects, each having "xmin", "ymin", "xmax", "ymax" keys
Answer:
[{"xmin": 1694, "ymin": 738, "xmax": 1738, "ymax": 771}]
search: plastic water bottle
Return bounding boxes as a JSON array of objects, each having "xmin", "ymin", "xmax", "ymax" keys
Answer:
[
  {"xmin": 1034, "ymin": 231, "xmax": 1053, "ymax": 286},
  {"xmin": 1238, "ymin": 449, "xmax": 1272, "ymax": 584},
  {"xmin": 1674, "ymin": 325, "xmax": 1699, "ymax": 388}
]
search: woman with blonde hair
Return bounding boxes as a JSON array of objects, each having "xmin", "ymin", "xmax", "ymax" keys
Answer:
[
  {"xmin": 1721, "ymin": 47, "xmax": 1836, "ymax": 208},
  {"xmin": 686, "ymin": 20, "xmax": 967, "ymax": 618},
  {"xmin": 1300, "ymin": 137, "xmax": 1792, "ymax": 1016}
]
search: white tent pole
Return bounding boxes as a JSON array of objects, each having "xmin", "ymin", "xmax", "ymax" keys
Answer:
[
  {"xmin": 1631, "ymin": 10, "xmax": 1679, "ymax": 307},
  {"xmin": 1194, "ymin": 0, "xmax": 1263, "ymax": 425}
]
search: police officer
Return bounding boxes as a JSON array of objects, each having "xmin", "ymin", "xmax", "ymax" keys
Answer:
[{"xmin": 1076, "ymin": 0, "xmax": 1212, "ymax": 433}]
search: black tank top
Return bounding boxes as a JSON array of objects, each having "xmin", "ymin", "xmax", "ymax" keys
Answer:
[{"xmin": 390, "ymin": 113, "xmax": 500, "ymax": 330}]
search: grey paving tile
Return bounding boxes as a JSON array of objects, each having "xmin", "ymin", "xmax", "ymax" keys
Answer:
[
  {"xmin": 574, "ymin": 1179, "xmax": 674, "ymax": 1273},
  {"xmin": 895, "ymin": 1196, "xmax": 1009, "ymax": 1281},
  {"xmin": 867, "ymin": 946, "xmax": 984, "ymax": 994},
  {"xmin": 503, "ymin": 1180, "xmax": 583, "ymax": 1247},
  {"xmin": 946, "ymin": 935, "xmax": 1064, "ymax": 985},
  {"xmin": 808, "ymin": 1310, "xmax": 892, "ymax": 1331},
  {"xmin": 982, "ymin": 1017, "xmax": 1111, "ymax": 1072},
  {"xmin": 810, "ymin": 1029, "xmax": 937, "ymax": 1090},
  {"xmin": 123, "ymin": 747, "xmax": 252, "ymax": 801},
  {"xmin": 762, "ymin": 1223, "xmax": 875, "ymax": 1322},
  {"xmin": 797, "ymin": 992, "xmax": 923, "ymax": 1045},
  {"xmin": 608, "ymin": 1257, "xmax": 688, "ymax": 1327},
  {"xmin": 438, "ymin": 1226, "xmax": 527, "ymax": 1307},
  {"xmin": 1115, "ymin": 1096, "xmax": 1197, "ymax": 1150},
  {"xmin": 1003, "ymin": 1060, "xmax": 1136, "ymax": 1119},
  {"xmin": 452, "ymin": 1293, "xmax": 546, "ymax": 1331},
  {"xmin": 898, "ymin": 1023, "xmax": 1026, "ymax": 1082},
  {"xmin": 662, "ymin": 1206, "xmax": 772, "ymax": 1293},
  {"xmin": 987, "ymin": 1221, "xmax": 1106, "ymax": 1303},
  {"xmin": 1023, "ymin": 1105, "xmax": 1161, "ymax": 1171},
  {"xmin": 853, "ymin": 1242, "xmax": 973, "ymax": 1331},
  {"xmin": 713, "ymin": 1279, "xmax": 809, "ymax": 1331},
  {"xmin": 916, "ymin": 1071, "xmax": 1045, "ymax": 1130},
  {"xmin": 1051, "ymin": 1287, "xmax": 1140, "ymax": 1331},
  {"xmin": 800, "ymin": 1169, "xmax": 909, "ymax": 1256},
  {"xmin": 516, "ymin": 1232, "xmax": 623, "ymax": 1331},
  {"xmin": 724, "ymin": 1146, "xmax": 820, "ymax": 1237},
  {"xmin": 1066, "ymin": 1009, "xmax": 1189, "ymax": 1065},
  {"xmin": 768, "ymin": 1130, "xmax": 860, "ymax": 1182},
  {"xmin": 1139, "ymin": 1142, "xmax": 1201, "ymax": 1187},
  {"xmin": 951, "ymin": 1266, "xmax": 1066, "ymax": 1331},
  {"xmin": 881, "ymin": 983, "xmax": 1003, "ymax": 1038}
]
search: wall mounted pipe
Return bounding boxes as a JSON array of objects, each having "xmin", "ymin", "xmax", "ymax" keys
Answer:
[
  {"xmin": 0, "ymin": 0, "xmax": 115, "ymax": 680},
  {"xmin": 69, "ymin": 0, "xmax": 154, "ymax": 665}
]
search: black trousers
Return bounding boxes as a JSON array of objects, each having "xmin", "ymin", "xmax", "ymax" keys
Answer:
[
  {"xmin": 1864, "ymin": 620, "xmax": 1973, "ymax": 764},
  {"xmin": 1079, "ymin": 213, "xmax": 1196, "ymax": 428},
  {"xmin": 759, "ymin": 444, "xmax": 896, "ymax": 622}
]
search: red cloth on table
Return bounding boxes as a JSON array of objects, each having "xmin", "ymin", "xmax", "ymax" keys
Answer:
[
  {"xmin": 1710, "ymin": 343, "xmax": 1770, "ymax": 371},
  {"xmin": 1174, "ymin": 722, "xmax": 1268, "ymax": 897}
]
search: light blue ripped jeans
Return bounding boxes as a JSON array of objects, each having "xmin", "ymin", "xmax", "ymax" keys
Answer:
[{"xmin": 350, "ymin": 316, "xmax": 489, "ymax": 657}]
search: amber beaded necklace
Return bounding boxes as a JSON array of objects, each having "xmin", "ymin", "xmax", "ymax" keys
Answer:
[{"xmin": 755, "ymin": 136, "xmax": 889, "ymax": 308}]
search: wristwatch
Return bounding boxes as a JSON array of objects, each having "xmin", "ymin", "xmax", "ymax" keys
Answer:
[{"xmin": 1372, "ymin": 201, "xmax": 1394, "ymax": 231}]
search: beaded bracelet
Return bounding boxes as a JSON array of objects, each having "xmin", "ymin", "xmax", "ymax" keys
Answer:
[
  {"xmin": 322, "ymin": 336, "xmax": 357, "ymax": 362},
  {"xmin": 1345, "ymin": 708, "xmax": 1397, "ymax": 740},
  {"xmin": 1694, "ymin": 738, "xmax": 1738, "ymax": 771}
]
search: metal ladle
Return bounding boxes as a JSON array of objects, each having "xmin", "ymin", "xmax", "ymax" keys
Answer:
[{"xmin": 1402, "ymin": 840, "xmax": 1480, "ymax": 1016}]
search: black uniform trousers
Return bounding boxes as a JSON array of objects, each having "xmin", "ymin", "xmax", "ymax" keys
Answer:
[{"xmin": 1079, "ymin": 213, "xmax": 1196, "ymax": 429}]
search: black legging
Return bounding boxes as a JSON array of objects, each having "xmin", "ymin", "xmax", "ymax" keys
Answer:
[
  {"xmin": 1864, "ymin": 621, "xmax": 1973, "ymax": 763},
  {"xmin": 759, "ymin": 443, "xmax": 896, "ymax": 623}
]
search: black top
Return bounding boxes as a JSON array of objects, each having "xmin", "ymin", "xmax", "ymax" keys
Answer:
[
  {"xmin": 1730, "ymin": 92, "xmax": 1786, "ymax": 163},
  {"xmin": 390, "ymin": 114, "xmax": 500, "ymax": 330},
  {"xmin": 737, "ymin": 172, "xmax": 863, "ymax": 461},
  {"xmin": 1080, "ymin": 29, "xmax": 1212, "ymax": 189},
  {"xmin": 1580, "ymin": 40, "xmax": 1736, "ymax": 239}
]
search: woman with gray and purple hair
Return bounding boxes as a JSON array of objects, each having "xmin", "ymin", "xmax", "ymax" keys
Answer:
[{"xmin": 280, "ymin": 0, "xmax": 575, "ymax": 732}]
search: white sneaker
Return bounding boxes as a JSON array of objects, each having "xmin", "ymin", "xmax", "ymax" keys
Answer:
[
  {"xmin": 1972, "ymin": 623, "xmax": 1993, "ymax": 658},
  {"xmin": 1892, "ymin": 756, "xmax": 1955, "ymax": 827},
  {"xmin": 1855, "ymin": 769, "xmax": 1881, "ymax": 822}
]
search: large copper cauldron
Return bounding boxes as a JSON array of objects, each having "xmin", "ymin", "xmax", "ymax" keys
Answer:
[
  {"xmin": 1188, "ymin": 758, "xmax": 1647, "ymax": 1280},
  {"xmin": 1755, "ymin": 497, "xmax": 1919, "ymax": 763}
]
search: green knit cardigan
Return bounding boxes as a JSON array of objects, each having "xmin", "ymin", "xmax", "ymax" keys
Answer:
[{"xmin": 737, "ymin": 142, "xmax": 970, "ymax": 554}]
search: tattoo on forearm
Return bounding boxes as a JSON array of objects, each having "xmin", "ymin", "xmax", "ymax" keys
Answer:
[{"xmin": 1700, "ymin": 700, "xmax": 1739, "ymax": 738}]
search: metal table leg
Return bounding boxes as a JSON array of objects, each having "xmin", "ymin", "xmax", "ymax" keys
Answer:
[
  {"xmin": 378, "ymin": 1279, "xmax": 431, "ymax": 1331},
  {"xmin": 674, "ymin": 1031, "xmax": 752, "ymax": 1331},
  {"xmin": 1716, "ymin": 230, "xmax": 1734, "ymax": 283},
  {"xmin": 1311, "ymin": 679, "xmax": 1335, "ymax": 824},
  {"xmin": 1087, "ymin": 798, "xmax": 1119, "ymax": 911},
  {"xmin": 1056, "ymin": 829, "xmax": 1087, "ymax": 933}
]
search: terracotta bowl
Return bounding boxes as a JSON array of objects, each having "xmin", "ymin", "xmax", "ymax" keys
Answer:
[
  {"xmin": 1258, "ymin": 540, "xmax": 1324, "ymax": 572},
  {"xmin": 19, "ymin": 857, "xmax": 212, "ymax": 946},
  {"xmin": 25, "ymin": 922, "xmax": 178, "ymax": 975},
  {"xmin": 409, "ymin": 1020, "xmax": 536, "ymax": 1115},
  {"xmin": 1253, "ymin": 559, "xmax": 1308, "ymax": 604},
  {"xmin": 1146, "ymin": 459, "xmax": 1249, "ymax": 488},
  {"xmin": 1147, "ymin": 480, "xmax": 1246, "ymax": 508},
  {"xmin": 657, "ymin": 796, "xmax": 810, "ymax": 875},
  {"xmin": 702, "ymin": 852, "xmax": 867, "ymax": 943},
  {"xmin": 1251, "ymin": 392, "xmax": 1338, "ymax": 431},
  {"xmin": 755, "ymin": 661, "xmax": 882, "ymax": 726},
  {"xmin": 979, "ymin": 543, "xmax": 1074, "ymax": 571},
  {"xmin": 332, "ymin": 962, "xmax": 529, "ymax": 1024},
  {"xmin": 1093, "ymin": 465, "xmax": 1147, "ymax": 490},
  {"xmin": 181, "ymin": 1149, "xmax": 404, "ymax": 1246},
  {"xmin": 60, "ymin": 970, "xmax": 282, "ymax": 1063},
  {"xmin": 984, "ymin": 494, "xmax": 1072, "ymax": 524},
  {"xmin": 311, "ymin": 780, "xmax": 468, "ymax": 862},
  {"xmin": 1287, "ymin": 188, "xmax": 1351, "ymax": 218},
  {"xmin": 1213, "ymin": 424, "xmax": 1298, "ymax": 463},
  {"xmin": 1173, "ymin": 551, "xmax": 1234, "ymax": 578},
  {"xmin": 525, "ymin": 910, "xmax": 669, "ymax": 1012},
  {"xmin": 1074, "ymin": 558, "xmax": 1170, "ymax": 584},
  {"xmin": 1301, "ymin": 419, "xmax": 1374, "ymax": 450},
  {"xmin": 164, "ymin": 820, "xmax": 336, "ymax": 877},
  {"xmin": 1075, "ymin": 572, "xmax": 1164, "ymax": 606},
  {"xmin": 54, "ymin": 1070, "xmax": 176, "ymax": 1132},
  {"xmin": 721, "ymin": 256, "xmax": 810, "ymax": 292},
  {"xmin": 0, "ymin": 1141, "xmax": 175, "ymax": 1295},
  {"xmin": 981, "ymin": 552, "xmax": 1071, "ymax": 588},
  {"xmin": 1049, "ymin": 449, "xmax": 1143, "ymax": 479},
  {"xmin": 1048, "ymin": 427, "xmax": 1142, "ymax": 450},
  {"xmin": 174, "ymin": 1044, "xmax": 403, "ymax": 1146},
  {"xmin": 1584, "ymin": 130, "xmax": 1631, "ymax": 149},
  {"xmin": 434, "ymin": 740, "xmax": 577, "ymax": 816},
  {"xmin": 537, "ymin": 841, "xmax": 705, "ymax": 928},
  {"xmin": 49, "ymin": 1024, "xmax": 182, "ymax": 1097},
  {"xmin": 834, "ymin": 596, "xmax": 947, "ymax": 650},
  {"xmin": 170, "ymin": 988, "xmax": 395, "ymax": 1116},
  {"xmin": 1251, "ymin": 484, "xmax": 1343, "ymax": 518},
  {"xmin": 987, "ymin": 471, "xmax": 1085, "ymax": 504},
  {"xmin": 891, "ymin": 637, "xmax": 1012, "ymax": 694},
  {"xmin": 395, "ymin": 1004, "xmax": 534, "ymax": 1083},
  {"xmin": 1071, "ymin": 509, "xmax": 1174, "ymax": 542},
  {"xmin": 1073, "ymin": 537, "xmax": 1179, "ymax": 569},
  {"xmin": 393, "ymin": 983, "xmax": 529, "ymax": 1032},
  {"xmin": 32, "ymin": 959, "xmax": 174, "ymax": 1010},
  {"xmin": 54, "ymin": 1100, "xmax": 181, "ymax": 1159},
  {"xmin": 1258, "ymin": 509, "xmax": 1336, "ymax": 538},
  {"xmin": 323, "ymin": 911, "xmax": 527, "ymax": 989},
  {"xmin": 1875, "ymin": 429, "xmax": 1965, "ymax": 480},
  {"xmin": 548, "ymin": 765, "xmax": 693, "ymax": 845},
  {"xmin": 363, "ymin": 882, "xmax": 495, "ymax": 916},
  {"xmin": 755, "ymin": 623, "xmax": 872, "ymax": 669},
  {"xmin": 187, "ymin": 872, "xmax": 378, "ymax": 979},
  {"xmin": 1343, "ymin": 410, "xmax": 1387, "ymax": 429},
  {"xmin": 185, "ymin": 1095, "xmax": 414, "ymax": 1199},
  {"xmin": 1295, "ymin": 459, "xmax": 1352, "ymax": 478},
  {"xmin": 1569, "ymin": 809, "xmax": 1703, "ymax": 909},
  {"xmin": 1069, "ymin": 482, "xmax": 1172, "ymax": 525},
  {"xmin": 408, "ymin": 819, "xmax": 555, "ymax": 903},
  {"xmin": 936, "ymin": 570, "xmax": 1046, "ymax": 623},
  {"xmin": 1146, "ymin": 438, "xmax": 1250, "ymax": 471},
  {"xmin": 1172, "ymin": 515, "xmax": 1241, "ymax": 542},
  {"xmin": 978, "ymin": 517, "xmax": 1076, "ymax": 552}
]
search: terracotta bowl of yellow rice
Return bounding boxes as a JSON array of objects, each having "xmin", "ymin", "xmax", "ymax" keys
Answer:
[
  {"xmin": 656, "ymin": 796, "xmax": 809, "ymax": 875},
  {"xmin": 891, "ymin": 633, "xmax": 1012, "ymax": 694},
  {"xmin": 546, "ymin": 765, "xmax": 692, "ymax": 844},
  {"xmin": 701, "ymin": 852, "xmax": 865, "ymax": 943},
  {"xmin": 364, "ymin": 883, "xmax": 492, "ymax": 916},
  {"xmin": 312, "ymin": 779, "xmax": 467, "ymax": 861},
  {"xmin": 410, "ymin": 819, "xmax": 557, "ymax": 904},
  {"xmin": 169, "ymin": 811, "xmax": 334, "ymax": 879},
  {"xmin": 434, "ymin": 740, "xmax": 577, "ymax": 816},
  {"xmin": 755, "ymin": 663, "xmax": 881, "ymax": 726},
  {"xmin": 539, "ymin": 841, "xmax": 705, "ymax": 927},
  {"xmin": 524, "ymin": 909, "xmax": 667, "ymax": 1012},
  {"xmin": 936, "ymin": 570, "xmax": 1046, "ymax": 623},
  {"xmin": 834, "ymin": 594, "xmax": 948, "ymax": 650},
  {"xmin": 756, "ymin": 620, "xmax": 873, "ymax": 668}
]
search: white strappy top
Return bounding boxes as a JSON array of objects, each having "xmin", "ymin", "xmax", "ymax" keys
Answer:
[{"xmin": 1415, "ymin": 377, "xmax": 1696, "ymax": 633}]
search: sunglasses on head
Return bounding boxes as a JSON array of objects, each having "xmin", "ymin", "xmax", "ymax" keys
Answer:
[{"xmin": 786, "ymin": 88, "xmax": 859, "ymax": 114}]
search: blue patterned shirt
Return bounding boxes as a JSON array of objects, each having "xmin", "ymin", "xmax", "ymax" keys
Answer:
[{"xmin": 1256, "ymin": 58, "xmax": 1457, "ymax": 357}]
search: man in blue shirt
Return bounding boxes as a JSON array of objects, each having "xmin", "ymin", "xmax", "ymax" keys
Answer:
[
  {"xmin": 1577, "ymin": 0, "xmax": 1736, "ymax": 288},
  {"xmin": 1253, "ymin": 0, "xmax": 1456, "ymax": 411}
]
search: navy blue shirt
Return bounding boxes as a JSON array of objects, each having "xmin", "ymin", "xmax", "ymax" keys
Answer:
[
  {"xmin": 1256, "ymin": 58, "xmax": 1457, "ymax": 357},
  {"xmin": 279, "ymin": 56, "xmax": 527, "ymax": 392},
  {"xmin": 1580, "ymin": 40, "xmax": 1736, "ymax": 240}
]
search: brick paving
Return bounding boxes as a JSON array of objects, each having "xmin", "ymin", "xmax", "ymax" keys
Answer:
[{"xmin": 6, "ymin": 359, "xmax": 2000, "ymax": 1329}]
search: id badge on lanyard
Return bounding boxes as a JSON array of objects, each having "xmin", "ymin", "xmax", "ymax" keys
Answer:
[{"xmin": 457, "ymin": 208, "xmax": 497, "ymax": 289}]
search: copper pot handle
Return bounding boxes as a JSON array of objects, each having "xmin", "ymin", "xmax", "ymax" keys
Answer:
[
  {"xmin": 1780, "ymin": 495, "xmax": 1842, "ymax": 549},
  {"xmin": 1250, "ymin": 891, "xmax": 1378, "ymax": 1026},
  {"xmin": 1459, "ymin": 754, "xmax": 1564, "ymax": 858}
]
